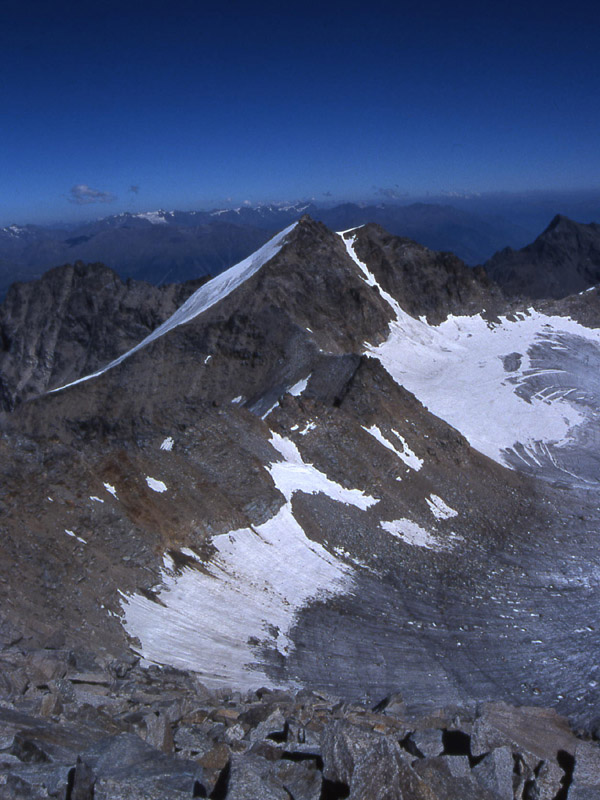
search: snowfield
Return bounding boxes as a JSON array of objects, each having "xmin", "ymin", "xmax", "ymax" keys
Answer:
[
  {"xmin": 341, "ymin": 231, "xmax": 600, "ymax": 474},
  {"xmin": 121, "ymin": 430, "xmax": 378, "ymax": 687}
]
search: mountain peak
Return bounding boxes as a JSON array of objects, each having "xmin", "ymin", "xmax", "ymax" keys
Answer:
[{"xmin": 544, "ymin": 213, "xmax": 578, "ymax": 234}]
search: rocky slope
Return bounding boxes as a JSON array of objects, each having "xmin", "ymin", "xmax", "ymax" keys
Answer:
[
  {"xmin": 485, "ymin": 214, "xmax": 600, "ymax": 299},
  {"xmin": 3, "ymin": 217, "xmax": 600, "ymax": 797}
]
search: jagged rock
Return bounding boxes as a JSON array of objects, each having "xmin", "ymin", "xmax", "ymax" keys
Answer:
[
  {"xmin": 143, "ymin": 711, "xmax": 174, "ymax": 753},
  {"xmin": 470, "ymin": 702, "xmax": 577, "ymax": 762},
  {"xmin": 348, "ymin": 736, "xmax": 436, "ymax": 800},
  {"xmin": 272, "ymin": 758, "xmax": 322, "ymax": 800},
  {"xmin": 225, "ymin": 753, "xmax": 292, "ymax": 800},
  {"xmin": 72, "ymin": 732, "xmax": 204, "ymax": 799},
  {"xmin": 411, "ymin": 728, "xmax": 444, "ymax": 758},
  {"xmin": 413, "ymin": 756, "xmax": 496, "ymax": 799},
  {"xmin": 352, "ymin": 222, "xmax": 503, "ymax": 324},
  {"xmin": 471, "ymin": 746, "xmax": 513, "ymax": 800},
  {"xmin": 248, "ymin": 708, "xmax": 287, "ymax": 743}
]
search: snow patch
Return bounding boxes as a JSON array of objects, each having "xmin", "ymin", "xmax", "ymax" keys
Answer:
[
  {"xmin": 380, "ymin": 519, "xmax": 441, "ymax": 550},
  {"xmin": 288, "ymin": 375, "xmax": 310, "ymax": 397},
  {"xmin": 160, "ymin": 437, "xmax": 174, "ymax": 451},
  {"xmin": 103, "ymin": 483, "xmax": 118, "ymax": 499},
  {"xmin": 90, "ymin": 496, "xmax": 104, "ymax": 504},
  {"xmin": 340, "ymin": 230, "xmax": 600, "ymax": 468},
  {"xmin": 121, "ymin": 505, "xmax": 351, "ymax": 688},
  {"xmin": 146, "ymin": 477, "xmax": 167, "ymax": 493},
  {"xmin": 262, "ymin": 401, "xmax": 279, "ymax": 419},
  {"xmin": 362, "ymin": 425, "xmax": 423, "ymax": 471},
  {"xmin": 268, "ymin": 432, "xmax": 378, "ymax": 510},
  {"xmin": 426, "ymin": 494, "xmax": 458, "ymax": 520},
  {"xmin": 134, "ymin": 210, "xmax": 168, "ymax": 225}
]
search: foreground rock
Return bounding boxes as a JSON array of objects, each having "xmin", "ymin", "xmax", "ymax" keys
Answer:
[{"xmin": 0, "ymin": 643, "xmax": 597, "ymax": 799}]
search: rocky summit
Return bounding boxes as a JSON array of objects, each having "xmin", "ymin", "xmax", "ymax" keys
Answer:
[
  {"xmin": 2, "ymin": 216, "xmax": 600, "ymax": 798},
  {"xmin": 485, "ymin": 214, "xmax": 600, "ymax": 300}
]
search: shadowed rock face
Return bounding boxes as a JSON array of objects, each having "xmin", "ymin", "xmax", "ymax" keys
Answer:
[
  {"xmin": 486, "ymin": 214, "xmax": 600, "ymax": 299},
  {"xmin": 3, "ymin": 214, "xmax": 600, "ymax": 751}
]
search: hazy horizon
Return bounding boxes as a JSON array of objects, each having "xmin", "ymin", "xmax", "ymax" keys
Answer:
[{"xmin": 2, "ymin": 0, "xmax": 599, "ymax": 228}]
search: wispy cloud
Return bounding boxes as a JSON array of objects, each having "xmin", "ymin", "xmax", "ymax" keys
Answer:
[
  {"xmin": 374, "ymin": 185, "xmax": 408, "ymax": 200},
  {"xmin": 69, "ymin": 184, "xmax": 116, "ymax": 205}
]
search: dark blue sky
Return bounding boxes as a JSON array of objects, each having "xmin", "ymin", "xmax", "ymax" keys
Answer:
[{"xmin": 2, "ymin": 0, "xmax": 599, "ymax": 224}]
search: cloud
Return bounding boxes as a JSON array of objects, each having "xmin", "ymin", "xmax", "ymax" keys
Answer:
[
  {"xmin": 69, "ymin": 184, "xmax": 116, "ymax": 205},
  {"xmin": 373, "ymin": 185, "xmax": 408, "ymax": 200},
  {"xmin": 129, "ymin": 185, "xmax": 140, "ymax": 194}
]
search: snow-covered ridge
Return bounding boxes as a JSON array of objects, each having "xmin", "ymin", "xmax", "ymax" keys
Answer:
[
  {"xmin": 133, "ymin": 210, "xmax": 172, "ymax": 224},
  {"xmin": 53, "ymin": 223, "xmax": 298, "ymax": 392}
]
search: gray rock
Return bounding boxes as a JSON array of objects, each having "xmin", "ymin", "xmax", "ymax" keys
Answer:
[
  {"xmin": 72, "ymin": 732, "xmax": 205, "ymax": 798},
  {"xmin": 412, "ymin": 728, "xmax": 444, "ymax": 758},
  {"xmin": 272, "ymin": 759, "xmax": 322, "ymax": 800},
  {"xmin": 413, "ymin": 756, "xmax": 497, "ymax": 800},
  {"xmin": 248, "ymin": 708, "xmax": 287, "ymax": 743},
  {"xmin": 472, "ymin": 746, "xmax": 513, "ymax": 800},
  {"xmin": 143, "ymin": 711, "xmax": 174, "ymax": 753},
  {"xmin": 471, "ymin": 702, "xmax": 577, "ymax": 760},
  {"xmin": 225, "ymin": 753, "xmax": 292, "ymax": 800},
  {"xmin": 349, "ymin": 736, "xmax": 435, "ymax": 800},
  {"xmin": 321, "ymin": 720, "xmax": 385, "ymax": 785},
  {"xmin": 569, "ymin": 740, "xmax": 600, "ymax": 799}
]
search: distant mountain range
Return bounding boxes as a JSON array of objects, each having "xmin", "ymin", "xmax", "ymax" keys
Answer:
[{"xmin": 0, "ymin": 200, "xmax": 528, "ymax": 295}]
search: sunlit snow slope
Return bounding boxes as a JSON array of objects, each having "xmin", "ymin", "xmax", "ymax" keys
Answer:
[{"xmin": 341, "ymin": 229, "xmax": 600, "ymax": 485}]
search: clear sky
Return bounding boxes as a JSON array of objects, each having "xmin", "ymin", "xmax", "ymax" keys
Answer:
[{"xmin": 1, "ymin": 0, "xmax": 599, "ymax": 225}]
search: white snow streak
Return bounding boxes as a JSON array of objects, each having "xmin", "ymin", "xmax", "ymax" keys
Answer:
[
  {"xmin": 135, "ymin": 211, "xmax": 168, "ymax": 225},
  {"xmin": 268, "ymin": 432, "xmax": 378, "ymax": 509},
  {"xmin": 362, "ymin": 425, "xmax": 423, "ymax": 471},
  {"xmin": 53, "ymin": 223, "xmax": 297, "ymax": 392},
  {"xmin": 65, "ymin": 529, "xmax": 87, "ymax": 545},
  {"xmin": 103, "ymin": 482, "xmax": 118, "ymax": 498},
  {"xmin": 160, "ymin": 437, "xmax": 174, "ymax": 451}
]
